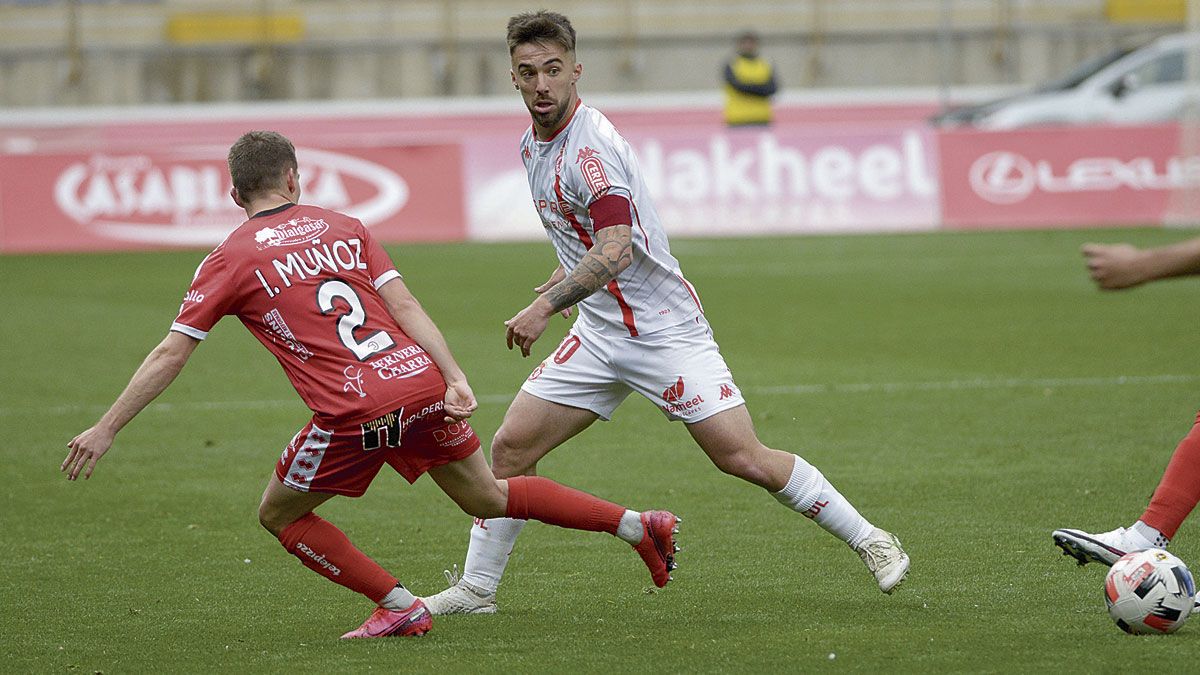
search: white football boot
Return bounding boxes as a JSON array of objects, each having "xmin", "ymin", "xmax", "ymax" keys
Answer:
[
  {"xmin": 418, "ymin": 566, "xmax": 498, "ymax": 615},
  {"xmin": 854, "ymin": 528, "xmax": 910, "ymax": 594},
  {"xmin": 1052, "ymin": 526, "xmax": 1154, "ymax": 567}
]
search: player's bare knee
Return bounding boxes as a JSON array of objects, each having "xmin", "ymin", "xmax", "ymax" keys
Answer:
[
  {"xmin": 454, "ymin": 483, "xmax": 507, "ymax": 519},
  {"xmin": 710, "ymin": 444, "xmax": 775, "ymax": 487},
  {"xmin": 490, "ymin": 432, "xmax": 535, "ymax": 478},
  {"xmin": 258, "ymin": 505, "xmax": 286, "ymax": 537}
]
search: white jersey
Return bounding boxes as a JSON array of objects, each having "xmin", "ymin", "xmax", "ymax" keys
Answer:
[{"xmin": 520, "ymin": 101, "xmax": 703, "ymax": 338}]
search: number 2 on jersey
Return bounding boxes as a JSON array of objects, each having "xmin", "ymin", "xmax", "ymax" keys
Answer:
[{"xmin": 317, "ymin": 279, "xmax": 395, "ymax": 361}]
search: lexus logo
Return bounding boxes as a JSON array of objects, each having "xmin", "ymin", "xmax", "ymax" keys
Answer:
[{"xmin": 969, "ymin": 151, "xmax": 1036, "ymax": 204}]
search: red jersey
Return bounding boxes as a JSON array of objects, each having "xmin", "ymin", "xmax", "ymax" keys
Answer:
[{"xmin": 171, "ymin": 203, "xmax": 445, "ymax": 426}]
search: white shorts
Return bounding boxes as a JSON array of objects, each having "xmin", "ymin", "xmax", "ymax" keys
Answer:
[{"xmin": 520, "ymin": 315, "xmax": 746, "ymax": 423}]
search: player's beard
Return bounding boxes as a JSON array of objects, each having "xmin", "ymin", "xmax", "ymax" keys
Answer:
[{"xmin": 531, "ymin": 97, "xmax": 570, "ymax": 133}]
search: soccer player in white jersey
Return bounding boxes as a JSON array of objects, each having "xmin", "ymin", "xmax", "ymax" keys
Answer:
[{"xmin": 422, "ymin": 11, "xmax": 909, "ymax": 615}]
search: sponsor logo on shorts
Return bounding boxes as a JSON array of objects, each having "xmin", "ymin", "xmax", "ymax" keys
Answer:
[
  {"xmin": 182, "ymin": 289, "xmax": 205, "ymax": 304},
  {"xmin": 662, "ymin": 377, "xmax": 685, "ymax": 403},
  {"xmin": 660, "ymin": 377, "xmax": 706, "ymax": 416},
  {"xmin": 295, "ymin": 542, "xmax": 342, "ymax": 576},
  {"xmin": 362, "ymin": 408, "xmax": 403, "ymax": 451},
  {"xmin": 719, "ymin": 383, "xmax": 737, "ymax": 400},
  {"xmin": 660, "ymin": 394, "xmax": 706, "ymax": 417},
  {"xmin": 360, "ymin": 400, "xmax": 449, "ymax": 451},
  {"xmin": 433, "ymin": 420, "xmax": 474, "ymax": 447}
]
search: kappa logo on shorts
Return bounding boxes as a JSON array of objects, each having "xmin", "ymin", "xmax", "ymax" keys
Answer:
[
  {"xmin": 719, "ymin": 384, "xmax": 737, "ymax": 400},
  {"xmin": 662, "ymin": 377, "xmax": 685, "ymax": 403}
]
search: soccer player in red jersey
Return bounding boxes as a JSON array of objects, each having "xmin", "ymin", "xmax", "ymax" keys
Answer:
[
  {"xmin": 1054, "ymin": 239, "xmax": 1200, "ymax": 565},
  {"xmin": 61, "ymin": 131, "xmax": 678, "ymax": 639},
  {"xmin": 422, "ymin": 11, "xmax": 908, "ymax": 616}
]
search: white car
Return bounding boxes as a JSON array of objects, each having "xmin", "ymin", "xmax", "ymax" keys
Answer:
[{"xmin": 935, "ymin": 32, "xmax": 1200, "ymax": 129}]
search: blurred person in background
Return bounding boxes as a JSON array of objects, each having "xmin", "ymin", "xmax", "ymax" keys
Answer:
[
  {"xmin": 722, "ymin": 30, "xmax": 779, "ymax": 127},
  {"xmin": 1053, "ymin": 239, "xmax": 1200, "ymax": 565},
  {"xmin": 421, "ymin": 10, "xmax": 907, "ymax": 617}
]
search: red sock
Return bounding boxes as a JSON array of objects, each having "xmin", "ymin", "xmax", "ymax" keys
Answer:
[
  {"xmin": 504, "ymin": 475, "xmax": 625, "ymax": 535},
  {"xmin": 1140, "ymin": 412, "xmax": 1200, "ymax": 539},
  {"xmin": 277, "ymin": 513, "xmax": 398, "ymax": 603}
]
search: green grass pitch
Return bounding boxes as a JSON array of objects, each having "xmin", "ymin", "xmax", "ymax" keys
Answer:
[{"xmin": 4, "ymin": 227, "xmax": 1200, "ymax": 671}]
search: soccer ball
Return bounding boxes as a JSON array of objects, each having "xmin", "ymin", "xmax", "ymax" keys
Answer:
[{"xmin": 1104, "ymin": 549, "xmax": 1195, "ymax": 634}]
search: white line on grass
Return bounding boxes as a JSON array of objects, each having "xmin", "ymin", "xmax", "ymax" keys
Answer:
[
  {"xmin": 752, "ymin": 374, "xmax": 1200, "ymax": 395},
  {"xmin": 7, "ymin": 374, "xmax": 1197, "ymax": 418}
]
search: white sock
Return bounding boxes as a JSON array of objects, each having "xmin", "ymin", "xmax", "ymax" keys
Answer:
[
  {"xmin": 772, "ymin": 454, "xmax": 873, "ymax": 549},
  {"xmin": 379, "ymin": 583, "xmax": 416, "ymax": 611},
  {"xmin": 615, "ymin": 510, "xmax": 644, "ymax": 545},
  {"xmin": 459, "ymin": 517, "xmax": 526, "ymax": 594},
  {"xmin": 1131, "ymin": 520, "xmax": 1170, "ymax": 548}
]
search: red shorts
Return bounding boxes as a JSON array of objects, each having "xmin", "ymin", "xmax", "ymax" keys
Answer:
[{"xmin": 274, "ymin": 395, "xmax": 480, "ymax": 497}]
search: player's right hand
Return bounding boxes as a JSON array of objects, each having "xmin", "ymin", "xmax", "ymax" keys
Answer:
[
  {"xmin": 505, "ymin": 297, "xmax": 554, "ymax": 358},
  {"xmin": 443, "ymin": 380, "xmax": 478, "ymax": 422},
  {"xmin": 534, "ymin": 267, "xmax": 572, "ymax": 319},
  {"xmin": 1081, "ymin": 243, "xmax": 1148, "ymax": 290},
  {"xmin": 62, "ymin": 425, "xmax": 116, "ymax": 481}
]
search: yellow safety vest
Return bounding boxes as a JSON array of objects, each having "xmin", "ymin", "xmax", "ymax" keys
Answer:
[{"xmin": 724, "ymin": 56, "xmax": 774, "ymax": 126}]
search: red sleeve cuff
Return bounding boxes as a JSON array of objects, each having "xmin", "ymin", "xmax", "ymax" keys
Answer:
[{"xmin": 589, "ymin": 194, "xmax": 632, "ymax": 232}]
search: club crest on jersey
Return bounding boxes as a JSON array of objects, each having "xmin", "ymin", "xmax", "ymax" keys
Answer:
[
  {"xmin": 343, "ymin": 365, "xmax": 367, "ymax": 398},
  {"xmin": 254, "ymin": 217, "xmax": 330, "ymax": 250},
  {"xmin": 554, "ymin": 146, "xmax": 567, "ymax": 175}
]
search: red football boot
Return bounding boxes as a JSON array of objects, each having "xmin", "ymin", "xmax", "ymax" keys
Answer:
[
  {"xmin": 633, "ymin": 510, "xmax": 680, "ymax": 588},
  {"xmin": 340, "ymin": 599, "xmax": 432, "ymax": 639}
]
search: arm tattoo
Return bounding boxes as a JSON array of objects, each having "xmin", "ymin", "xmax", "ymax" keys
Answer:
[{"xmin": 543, "ymin": 225, "xmax": 633, "ymax": 313}]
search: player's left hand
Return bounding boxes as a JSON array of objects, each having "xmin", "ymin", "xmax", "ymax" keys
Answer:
[
  {"xmin": 504, "ymin": 298, "xmax": 554, "ymax": 358},
  {"xmin": 443, "ymin": 380, "xmax": 478, "ymax": 422},
  {"xmin": 62, "ymin": 425, "xmax": 116, "ymax": 481}
]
